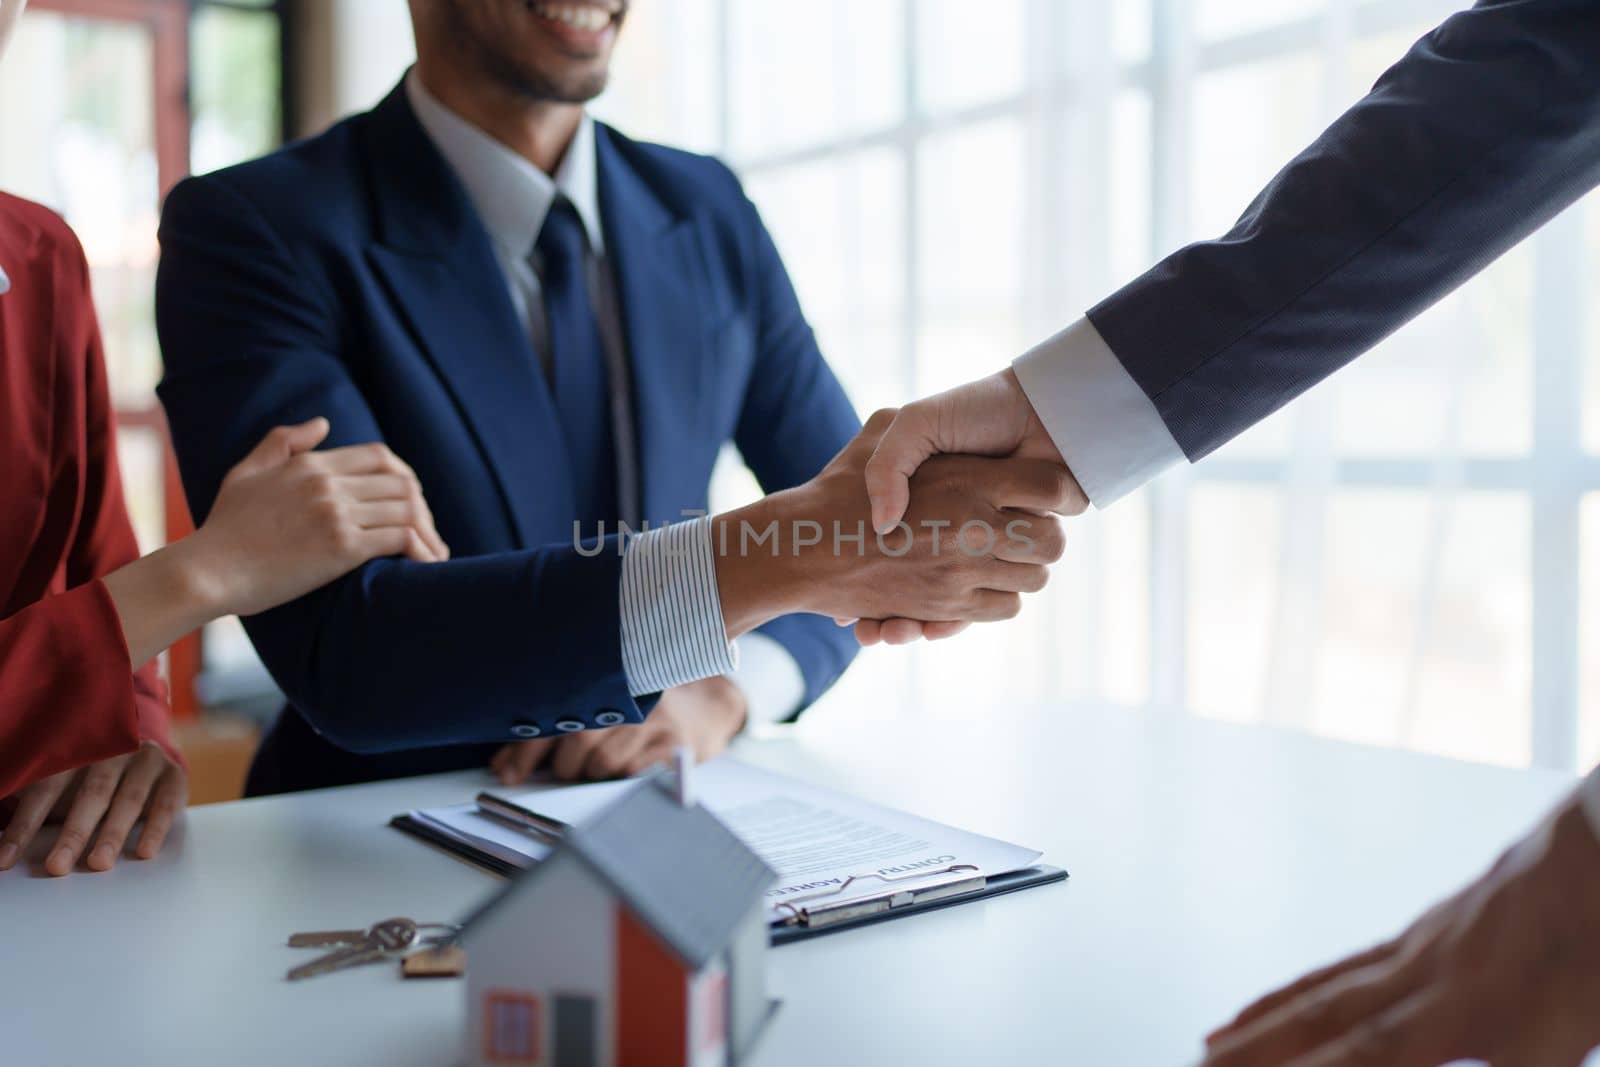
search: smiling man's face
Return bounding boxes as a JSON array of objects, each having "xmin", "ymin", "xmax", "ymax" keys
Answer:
[
  {"xmin": 0, "ymin": 0, "xmax": 28, "ymax": 63},
  {"xmin": 426, "ymin": 0, "xmax": 628, "ymax": 104}
]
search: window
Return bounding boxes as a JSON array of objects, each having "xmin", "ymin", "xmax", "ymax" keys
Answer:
[
  {"xmin": 0, "ymin": 0, "xmax": 286, "ymax": 718},
  {"xmin": 597, "ymin": 0, "xmax": 1599, "ymax": 773}
]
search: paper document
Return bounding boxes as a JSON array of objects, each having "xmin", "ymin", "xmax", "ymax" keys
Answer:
[{"xmin": 403, "ymin": 758, "xmax": 1042, "ymax": 922}]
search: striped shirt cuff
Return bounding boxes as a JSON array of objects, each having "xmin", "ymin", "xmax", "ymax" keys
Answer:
[
  {"xmin": 1581, "ymin": 766, "xmax": 1600, "ymax": 843},
  {"xmin": 619, "ymin": 516, "xmax": 739, "ymax": 697}
]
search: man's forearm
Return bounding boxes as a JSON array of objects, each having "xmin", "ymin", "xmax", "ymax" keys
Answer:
[{"xmin": 712, "ymin": 493, "xmax": 811, "ymax": 640}]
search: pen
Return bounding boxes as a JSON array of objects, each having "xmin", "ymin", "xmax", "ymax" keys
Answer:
[{"xmin": 475, "ymin": 792, "xmax": 571, "ymax": 844}]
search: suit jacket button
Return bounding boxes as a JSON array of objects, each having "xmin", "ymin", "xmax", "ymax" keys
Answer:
[
  {"xmin": 595, "ymin": 710, "xmax": 626, "ymax": 726},
  {"xmin": 510, "ymin": 722, "xmax": 541, "ymax": 739},
  {"xmin": 555, "ymin": 719, "xmax": 586, "ymax": 733}
]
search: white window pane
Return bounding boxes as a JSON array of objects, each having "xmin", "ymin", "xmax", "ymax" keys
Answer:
[
  {"xmin": 116, "ymin": 425, "xmax": 165, "ymax": 552},
  {"xmin": 1097, "ymin": 490, "xmax": 1153, "ymax": 706},
  {"xmin": 1310, "ymin": 491, "xmax": 1530, "ymax": 767},
  {"xmin": 1109, "ymin": 89, "xmax": 1152, "ymax": 286},
  {"xmin": 596, "ymin": 0, "xmax": 720, "ymax": 152},
  {"xmin": 915, "ymin": 118, "xmax": 1027, "ymax": 395},
  {"xmin": 0, "ymin": 13, "xmax": 161, "ymax": 408},
  {"xmin": 190, "ymin": 7, "xmax": 281, "ymax": 175},
  {"xmin": 1580, "ymin": 495, "xmax": 1600, "ymax": 771},
  {"xmin": 915, "ymin": 0, "xmax": 1024, "ymax": 115},
  {"xmin": 1583, "ymin": 195, "xmax": 1600, "ymax": 454},
  {"xmin": 744, "ymin": 149, "xmax": 907, "ymax": 414},
  {"xmin": 1195, "ymin": 0, "xmax": 1324, "ymax": 42},
  {"xmin": 1114, "ymin": 0, "xmax": 1153, "ymax": 65},
  {"xmin": 1331, "ymin": 244, "xmax": 1531, "ymax": 457},
  {"xmin": 727, "ymin": 0, "xmax": 904, "ymax": 157},
  {"xmin": 1187, "ymin": 485, "xmax": 1284, "ymax": 723},
  {"xmin": 1189, "ymin": 486, "xmax": 1530, "ymax": 765},
  {"xmin": 1189, "ymin": 51, "xmax": 1323, "ymax": 244}
]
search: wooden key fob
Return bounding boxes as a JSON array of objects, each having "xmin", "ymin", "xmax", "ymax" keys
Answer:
[{"xmin": 402, "ymin": 945, "xmax": 466, "ymax": 979}]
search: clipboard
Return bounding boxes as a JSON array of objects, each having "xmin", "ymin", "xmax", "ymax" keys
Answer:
[
  {"xmin": 768, "ymin": 862, "xmax": 1067, "ymax": 944},
  {"xmin": 389, "ymin": 812, "xmax": 1068, "ymax": 945}
]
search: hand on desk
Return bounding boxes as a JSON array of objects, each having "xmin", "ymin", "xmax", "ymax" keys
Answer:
[
  {"xmin": 490, "ymin": 676, "xmax": 748, "ymax": 785},
  {"xmin": 0, "ymin": 741, "xmax": 187, "ymax": 876},
  {"xmin": 1202, "ymin": 791, "xmax": 1600, "ymax": 1067}
]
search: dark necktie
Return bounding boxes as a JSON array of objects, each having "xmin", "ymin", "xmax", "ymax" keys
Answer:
[{"xmin": 535, "ymin": 198, "xmax": 617, "ymax": 528}]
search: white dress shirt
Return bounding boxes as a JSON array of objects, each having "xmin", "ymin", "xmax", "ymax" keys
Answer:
[
  {"xmin": 0, "ymin": 262, "xmax": 9, "ymax": 295},
  {"xmin": 405, "ymin": 72, "xmax": 804, "ymax": 725},
  {"xmin": 1012, "ymin": 317, "xmax": 1184, "ymax": 507}
]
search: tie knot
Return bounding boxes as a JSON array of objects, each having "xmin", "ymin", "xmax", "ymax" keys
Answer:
[{"xmin": 535, "ymin": 197, "xmax": 588, "ymax": 282}]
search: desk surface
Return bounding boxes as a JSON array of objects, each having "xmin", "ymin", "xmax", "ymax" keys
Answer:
[{"xmin": 0, "ymin": 705, "xmax": 1579, "ymax": 1066}]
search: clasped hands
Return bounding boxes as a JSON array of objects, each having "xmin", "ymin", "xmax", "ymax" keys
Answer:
[{"xmin": 715, "ymin": 368, "xmax": 1085, "ymax": 645}]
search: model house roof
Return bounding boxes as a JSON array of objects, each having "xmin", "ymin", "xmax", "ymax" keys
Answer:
[{"xmin": 460, "ymin": 772, "xmax": 776, "ymax": 970}]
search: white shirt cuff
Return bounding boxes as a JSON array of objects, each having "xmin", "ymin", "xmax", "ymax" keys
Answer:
[
  {"xmin": 1012, "ymin": 316, "xmax": 1185, "ymax": 507},
  {"xmin": 619, "ymin": 516, "xmax": 738, "ymax": 697},
  {"xmin": 1581, "ymin": 766, "xmax": 1600, "ymax": 843},
  {"xmin": 726, "ymin": 632, "xmax": 807, "ymax": 727}
]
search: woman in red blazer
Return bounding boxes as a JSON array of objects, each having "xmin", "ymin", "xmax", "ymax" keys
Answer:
[{"xmin": 0, "ymin": 186, "xmax": 447, "ymax": 876}]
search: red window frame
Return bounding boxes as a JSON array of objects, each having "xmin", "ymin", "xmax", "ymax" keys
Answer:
[{"xmin": 483, "ymin": 990, "xmax": 544, "ymax": 1064}]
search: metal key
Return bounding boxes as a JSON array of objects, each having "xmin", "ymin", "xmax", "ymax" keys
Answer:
[
  {"xmin": 288, "ymin": 918, "xmax": 460, "ymax": 949},
  {"xmin": 286, "ymin": 917, "xmax": 418, "ymax": 981},
  {"xmin": 288, "ymin": 926, "xmax": 373, "ymax": 949}
]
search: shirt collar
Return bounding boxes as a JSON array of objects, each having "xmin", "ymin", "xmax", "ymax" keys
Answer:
[{"xmin": 405, "ymin": 69, "xmax": 604, "ymax": 259}]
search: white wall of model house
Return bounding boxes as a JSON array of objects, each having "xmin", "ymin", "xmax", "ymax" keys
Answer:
[{"xmin": 466, "ymin": 852, "xmax": 618, "ymax": 1067}]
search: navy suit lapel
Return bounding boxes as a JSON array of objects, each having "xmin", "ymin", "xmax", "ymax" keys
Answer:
[
  {"xmin": 358, "ymin": 85, "xmax": 575, "ymax": 547},
  {"xmin": 595, "ymin": 125, "xmax": 710, "ymax": 527}
]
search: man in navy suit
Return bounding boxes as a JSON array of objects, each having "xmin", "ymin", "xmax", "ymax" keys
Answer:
[
  {"xmin": 155, "ymin": 0, "xmax": 1071, "ymax": 796},
  {"xmin": 855, "ymin": 0, "xmax": 1600, "ymax": 1060}
]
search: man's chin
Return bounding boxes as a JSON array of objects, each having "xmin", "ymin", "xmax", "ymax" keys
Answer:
[{"xmin": 532, "ymin": 70, "xmax": 610, "ymax": 105}]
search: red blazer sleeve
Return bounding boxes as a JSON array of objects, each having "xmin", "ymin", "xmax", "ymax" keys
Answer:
[
  {"xmin": 59, "ymin": 241, "xmax": 180, "ymax": 771},
  {"xmin": 0, "ymin": 583, "xmax": 150, "ymax": 797},
  {"xmin": 0, "ymin": 214, "xmax": 179, "ymax": 798}
]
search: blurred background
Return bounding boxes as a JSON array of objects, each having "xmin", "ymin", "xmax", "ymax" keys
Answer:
[{"xmin": 5, "ymin": 0, "xmax": 1597, "ymax": 801}]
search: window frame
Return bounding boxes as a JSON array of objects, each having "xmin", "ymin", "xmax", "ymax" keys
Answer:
[
  {"xmin": 699, "ymin": 0, "xmax": 1589, "ymax": 771},
  {"xmin": 28, "ymin": 0, "xmax": 290, "ymax": 719}
]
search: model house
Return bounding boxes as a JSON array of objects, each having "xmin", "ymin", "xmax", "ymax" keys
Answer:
[{"xmin": 460, "ymin": 768, "xmax": 778, "ymax": 1067}]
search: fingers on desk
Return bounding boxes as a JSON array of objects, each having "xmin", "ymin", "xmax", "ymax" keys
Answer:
[
  {"xmin": 86, "ymin": 749, "xmax": 167, "ymax": 870},
  {"xmin": 0, "ymin": 771, "xmax": 72, "ymax": 870},
  {"xmin": 492, "ymin": 740, "xmax": 555, "ymax": 786},
  {"xmin": 44, "ymin": 760, "xmax": 126, "ymax": 876}
]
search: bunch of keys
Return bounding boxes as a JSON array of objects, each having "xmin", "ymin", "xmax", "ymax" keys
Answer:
[{"xmin": 286, "ymin": 916, "xmax": 460, "ymax": 981}]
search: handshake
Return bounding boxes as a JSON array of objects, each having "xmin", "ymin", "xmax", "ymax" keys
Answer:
[{"xmin": 713, "ymin": 372, "xmax": 1087, "ymax": 646}]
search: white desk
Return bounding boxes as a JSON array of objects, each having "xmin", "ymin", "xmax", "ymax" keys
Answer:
[{"xmin": 0, "ymin": 705, "xmax": 1579, "ymax": 1066}]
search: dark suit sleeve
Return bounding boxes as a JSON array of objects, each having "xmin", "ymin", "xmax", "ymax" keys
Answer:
[
  {"xmin": 723, "ymin": 174, "xmax": 863, "ymax": 714},
  {"xmin": 1088, "ymin": 0, "xmax": 1600, "ymax": 462},
  {"xmin": 155, "ymin": 175, "xmax": 647, "ymax": 755}
]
